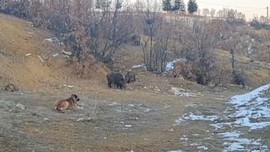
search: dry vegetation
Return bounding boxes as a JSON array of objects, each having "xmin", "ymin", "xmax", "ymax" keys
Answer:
[
  {"xmin": 1, "ymin": 0, "xmax": 270, "ymax": 88},
  {"xmin": 0, "ymin": 1, "xmax": 270, "ymax": 151}
]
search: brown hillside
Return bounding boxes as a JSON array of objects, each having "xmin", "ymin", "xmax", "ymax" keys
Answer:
[{"xmin": 0, "ymin": 14, "xmax": 109, "ymax": 93}]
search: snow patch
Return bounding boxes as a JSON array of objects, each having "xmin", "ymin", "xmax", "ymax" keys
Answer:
[
  {"xmin": 175, "ymin": 84, "xmax": 270, "ymax": 151},
  {"xmin": 167, "ymin": 150, "xmax": 183, "ymax": 152},
  {"xmin": 197, "ymin": 145, "xmax": 208, "ymax": 150},
  {"xmin": 230, "ymin": 84, "xmax": 270, "ymax": 106},
  {"xmin": 166, "ymin": 58, "xmax": 186, "ymax": 71},
  {"xmin": 170, "ymin": 87, "xmax": 197, "ymax": 97},
  {"xmin": 174, "ymin": 112, "xmax": 218, "ymax": 126},
  {"xmin": 45, "ymin": 37, "xmax": 60, "ymax": 44},
  {"xmin": 132, "ymin": 64, "xmax": 145, "ymax": 69},
  {"xmin": 229, "ymin": 84, "xmax": 270, "ymax": 130},
  {"xmin": 132, "ymin": 58, "xmax": 185, "ymax": 71},
  {"xmin": 221, "ymin": 132, "xmax": 263, "ymax": 152},
  {"xmin": 182, "ymin": 112, "xmax": 219, "ymax": 121}
]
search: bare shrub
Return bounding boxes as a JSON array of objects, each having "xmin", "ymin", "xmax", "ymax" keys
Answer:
[
  {"xmin": 173, "ymin": 20, "xmax": 220, "ymax": 85},
  {"xmin": 0, "ymin": 0, "xmax": 134, "ymax": 72},
  {"xmin": 173, "ymin": 60, "xmax": 195, "ymax": 80},
  {"xmin": 141, "ymin": 7, "xmax": 172, "ymax": 73},
  {"xmin": 74, "ymin": 58, "xmax": 98, "ymax": 79},
  {"xmin": 0, "ymin": 0, "xmax": 30, "ymax": 18}
]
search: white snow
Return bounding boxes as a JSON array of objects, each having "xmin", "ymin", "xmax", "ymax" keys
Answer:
[
  {"xmin": 132, "ymin": 58, "xmax": 185, "ymax": 71},
  {"xmin": 45, "ymin": 37, "xmax": 60, "ymax": 44},
  {"xmin": 170, "ymin": 87, "xmax": 197, "ymax": 97},
  {"xmin": 144, "ymin": 108, "xmax": 151, "ymax": 113},
  {"xmin": 197, "ymin": 145, "xmax": 208, "ymax": 150},
  {"xmin": 182, "ymin": 112, "xmax": 219, "ymax": 121},
  {"xmin": 221, "ymin": 132, "xmax": 262, "ymax": 152},
  {"xmin": 132, "ymin": 64, "xmax": 145, "ymax": 69},
  {"xmin": 230, "ymin": 84, "xmax": 270, "ymax": 106},
  {"xmin": 166, "ymin": 58, "xmax": 186, "ymax": 71},
  {"xmin": 218, "ymin": 131, "xmax": 241, "ymax": 139},
  {"xmin": 174, "ymin": 84, "xmax": 270, "ymax": 151},
  {"xmin": 124, "ymin": 124, "xmax": 132, "ymax": 128},
  {"xmin": 229, "ymin": 84, "xmax": 270, "ymax": 130},
  {"xmin": 167, "ymin": 150, "xmax": 183, "ymax": 152},
  {"xmin": 45, "ymin": 38, "xmax": 54, "ymax": 42},
  {"xmin": 108, "ymin": 102, "xmax": 120, "ymax": 106}
]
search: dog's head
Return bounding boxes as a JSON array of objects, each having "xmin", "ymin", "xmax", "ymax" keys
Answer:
[{"xmin": 71, "ymin": 94, "xmax": 80, "ymax": 102}]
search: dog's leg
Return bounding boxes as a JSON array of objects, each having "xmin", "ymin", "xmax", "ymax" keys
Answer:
[{"xmin": 55, "ymin": 107, "xmax": 65, "ymax": 113}]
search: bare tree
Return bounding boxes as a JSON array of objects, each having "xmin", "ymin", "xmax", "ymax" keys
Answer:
[
  {"xmin": 141, "ymin": 0, "xmax": 171, "ymax": 73},
  {"xmin": 210, "ymin": 8, "xmax": 216, "ymax": 17},
  {"xmin": 173, "ymin": 20, "xmax": 221, "ymax": 85},
  {"xmin": 84, "ymin": 0, "xmax": 134, "ymax": 69},
  {"xmin": 202, "ymin": 8, "xmax": 209, "ymax": 17},
  {"xmin": 219, "ymin": 23, "xmax": 246, "ymax": 86}
]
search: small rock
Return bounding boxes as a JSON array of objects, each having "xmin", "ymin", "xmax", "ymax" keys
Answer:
[
  {"xmin": 43, "ymin": 118, "xmax": 49, "ymax": 121},
  {"xmin": 144, "ymin": 108, "xmax": 151, "ymax": 113},
  {"xmin": 25, "ymin": 53, "xmax": 32, "ymax": 56},
  {"xmin": 77, "ymin": 118, "xmax": 84, "ymax": 122},
  {"xmin": 125, "ymin": 124, "xmax": 132, "ymax": 128},
  {"xmin": 52, "ymin": 53, "xmax": 59, "ymax": 57},
  {"xmin": 128, "ymin": 104, "xmax": 135, "ymax": 107},
  {"xmin": 15, "ymin": 103, "xmax": 25, "ymax": 110},
  {"xmin": 154, "ymin": 87, "xmax": 161, "ymax": 92},
  {"xmin": 168, "ymin": 128, "xmax": 174, "ymax": 132},
  {"xmin": 63, "ymin": 84, "xmax": 74, "ymax": 88}
]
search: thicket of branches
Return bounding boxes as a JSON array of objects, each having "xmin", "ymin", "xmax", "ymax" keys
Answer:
[
  {"xmin": 0, "ymin": 0, "xmax": 135, "ymax": 70},
  {"xmin": 0, "ymin": 0, "xmax": 260, "ymax": 86}
]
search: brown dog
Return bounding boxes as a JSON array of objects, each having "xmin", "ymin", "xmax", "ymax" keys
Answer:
[{"xmin": 55, "ymin": 94, "xmax": 80, "ymax": 112}]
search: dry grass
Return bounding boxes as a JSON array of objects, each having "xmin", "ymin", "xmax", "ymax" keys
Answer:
[
  {"xmin": 1, "ymin": 13, "xmax": 270, "ymax": 152},
  {"xmin": 0, "ymin": 14, "xmax": 60, "ymax": 91},
  {"xmin": 0, "ymin": 13, "xmax": 109, "ymax": 92}
]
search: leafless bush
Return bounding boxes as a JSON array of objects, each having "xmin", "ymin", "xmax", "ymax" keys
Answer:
[
  {"xmin": 74, "ymin": 59, "xmax": 98, "ymax": 78},
  {"xmin": 173, "ymin": 20, "xmax": 220, "ymax": 85},
  {"xmin": 0, "ymin": 0, "xmax": 134, "ymax": 71},
  {"xmin": 86, "ymin": 9, "xmax": 135, "ymax": 69},
  {"xmin": 173, "ymin": 60, "xmax": 196, "ymax": 80},
  {"xmin": 0, "ymin": 0, "xmax": 30, "ymax": 18},
  {"xmin": 141, "ymin": 8, "xmax": 172, "ymax": 73}
]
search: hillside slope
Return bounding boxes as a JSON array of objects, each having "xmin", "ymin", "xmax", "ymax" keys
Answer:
[
  {"xmin": 0, "ymin": 13, "xmax": 60, "ymax": 91},
  {"xmin": 0, "ymin": 14, "xmax": 109, "ymax": 93}
]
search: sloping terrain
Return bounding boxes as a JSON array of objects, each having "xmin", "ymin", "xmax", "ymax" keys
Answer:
[
  {"xmin": 0, "ymin": 13, "xmax": 270, "ymax": 152},
  {"xmin": 0, "ymin": 14, "xmax": 109, "ymax": 93},
  {"xmin": 0, "ymin": 13, "xmax": 62, "ymax": 92}
]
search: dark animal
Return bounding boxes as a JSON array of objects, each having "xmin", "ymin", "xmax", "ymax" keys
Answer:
[
  {"xmin": 233, "ymin": 73, "xmax": 246, "ymax": 87},
  {"xmin": 55, "ymin": 94, "xmax": 80, "ymax": 112},
  {"xmin": 125, "ymin": 71, "xmax": 136, "ymax": 83},
  {"xmin": 106, "ymin": 72, "xmax": 126, "ymax": 89},
  {"xmin": 130, "ymin": 34, "xmax": 141, "ymax": 46}
]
